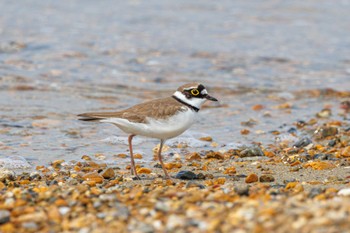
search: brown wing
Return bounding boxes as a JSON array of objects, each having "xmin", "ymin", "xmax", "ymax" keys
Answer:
[{"xmin": 78, "ymin": 97, "xmax": 185, "ymax": 123}]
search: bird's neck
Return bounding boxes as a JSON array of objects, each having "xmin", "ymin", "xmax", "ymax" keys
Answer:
[{"xmin": 172, "ymin": 91, "xmax": 206, "ymax": 112}]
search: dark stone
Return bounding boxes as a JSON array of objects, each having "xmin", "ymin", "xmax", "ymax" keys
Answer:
[
  {"xmin": 236, "ymin": 174, "xmax": 247, "ymax": 178},
  {"xmin": 0, "ymin": 210, "xmax": 10, "ymax": 224},
  {"xmin": 308, "ymin": 188, "xmax": 324, "ymax": 198},
  {"xmin": 185, "ymin": 181, "xmax": 206, "ymax": 189},
  {"xmin": 259, "ymin": 175, "xmax": 275, "ymax": 182},
  {"xmin": 293, "ymin": 137, "xmax": 312, "ymax": 148},
  {"xmin": 328, "ymin": 139, "xmax": 337, "ymax": 147},
  {"xmin": 314, "ymin": 153, "xmax": 336, "ymax": 160},
  {"xmin": 234, "ymin": 185, "xmax": 249, "ymax": 196},
  {"xmin": 196, "ymin": 173, "xmax": 206, "ymax": 180},
  {"xmin": 287, "ymin": 127, "xmax": 297, "ymax": 134},
  {"xmin": 314, "ymin": 126, "xmax": 338, "ymax": 139},
  {"xmin": 175, "ymin": 170, "xmax": 197, "ymax": 180},
  {"xmin": 239, "ymin": 146, "xmax": 264, "ymax": 157}
]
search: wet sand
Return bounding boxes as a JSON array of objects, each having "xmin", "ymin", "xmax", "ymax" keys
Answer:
[{"xmin": 1, "ymin": 0, "xmax": 350, "ymax": 232}]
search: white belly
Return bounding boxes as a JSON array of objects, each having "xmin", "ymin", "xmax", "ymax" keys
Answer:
[{"xmin": 101, "ymin": 109, "xmax": 197, "ymax": 140}]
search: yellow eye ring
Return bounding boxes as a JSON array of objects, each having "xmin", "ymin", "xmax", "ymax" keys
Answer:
[{"xmin": 191, "ymin": 89, "xmax": 200, "ymax": 96}]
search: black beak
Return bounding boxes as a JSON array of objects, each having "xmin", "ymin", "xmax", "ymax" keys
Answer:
[{"xmin": 205, "ymin": 94, "xmax": 218, "ymax": 101}]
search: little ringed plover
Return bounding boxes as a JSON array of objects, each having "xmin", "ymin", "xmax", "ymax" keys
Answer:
[{"xmin": 78, "ymin": 83, "xmax": 218, "ymax": 179}]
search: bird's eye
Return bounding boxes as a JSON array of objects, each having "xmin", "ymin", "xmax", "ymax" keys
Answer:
[{"xmin": 191, "ymin": 89, "xmax": 200, "ymax": 96}]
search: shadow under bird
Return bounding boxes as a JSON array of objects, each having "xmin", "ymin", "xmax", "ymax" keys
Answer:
[{"xmin": 78, "ymin": 83, "xmax": 218, "ymax": 179}]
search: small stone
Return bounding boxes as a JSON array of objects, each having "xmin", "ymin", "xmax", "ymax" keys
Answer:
[
  {"xmin": 0, "ymin": 168, "xmax": 15, "ymax": 182},
  {"xmin": 314, "ymin": 126, "xmax": 338, "ymax": 139},
  {"xmin": 341, "ymin": 146, "xmax": 350, "ymax": 157},
  {"xmin": 0, "ymin": 210, "xmax": 10, "ymax": 224},
  {"xmin": 316, "ymin": 108, "xmax": 332, "ymax": 118},
  {"xmin": 205, "ymin": 151, "xmax": 224, "ymax": 159},
  {"xmin": 82, "ymin": 172, "xmax": 104, "ymax": 183},
  {"xmin": 22, "ymin": 221, "xmax": 39, "ymax": 231},
  {"xmin": 164, "ymin": 163, "xmax": 182, "ymax": 170},
  {"xmin": 245, "ymin": 173, "xmax": 258, "ymax": 183},
  {"xmin": 175, "ymin": 170, "xmax": 197, "ymax": 180},
  {"xmin": 252, "ymin": 104, "xmax": 264, "ymax": 111},
  {"xmin": 303, "ymin": 161, "xmax": 336, "ymax": 170},
  {"xmin": 199, "ymin": 136, "xmax": 213, "ymax": 142},
  {"xmin": 240, "ymin": 129, "xmax": 250, "ymax": 135},
  {"xmin": 293, "ymin": 137, "xmax": 312, "ymax": 148},
  {"xmin": 100, "ymin": 168, "xmax": 115, "ymax": 179},
  {"xmin": 134, "ymin": 154, "xmax": 143, "ymax": 159},
  {"xmin": 196, "ymin": 173, "xmax": 205, "ymax": 180},
  {"xmin": 223, "ymin": 167, "xmax": 237, "ymax": 176},
  {"xmin": 338, "ymin": 188, "xmax": 350, "ymax": 196},
  {"xmin": 58, "ymin": 207, "xmax": 70, "ymax": 216},
  {"xmin": 313, "ymin": 154, "xmax": 336, "ymax": 160},
  {"xmin": 239, "ymin": 147, "xmax": 264, "ymax": 157},
  {"xmin": 308, "ymin": 188, "xmax": 324, "ymax": 198},
  {"xmin": 116, "ymin": 153, "xmax": 127, "ymax": 158},
  {"xmin": 137, "ymin": 167, "xmax": 152, "ymax": 174},
  {"xmin": 259, "ymin": 175, "xmax": 275, "ymax": 182},
  {"xmin": 186, "ymin": 152, "xmax": 202, "ymax": 161},
  {"xmin": 81, "ymin": 155, "xmax": 92, "ymax": 161},
  {"xmin": 51, "ymin": 159, "xmax": 64, "ymax": 169},
  {"xmin": 185, "ymin": 181, "xmax": 206, "ymax": 189},
  {"xmin": 328, "ymin": 139, "xmax": 337, "ymax": 147},
  {"xmin": 234, "ymin": 185, "xmax": 249, "ymax": 196}
]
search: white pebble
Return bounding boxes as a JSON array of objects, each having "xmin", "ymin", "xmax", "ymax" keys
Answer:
[{"xmin": 338, "ymin": 188, "xmax": 350, "ymax": 196}]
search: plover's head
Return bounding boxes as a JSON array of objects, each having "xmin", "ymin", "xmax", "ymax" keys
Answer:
[{"xmin": 173, "ymin": 83, "xmax": 218, "ymax": 110}]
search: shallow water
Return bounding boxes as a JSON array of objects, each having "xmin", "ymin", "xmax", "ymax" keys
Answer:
[{"xmin": 0, "ymin": 0, "xmax": 349, "ymax": 168}]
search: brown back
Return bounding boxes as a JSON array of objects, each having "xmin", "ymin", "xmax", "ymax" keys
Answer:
[{"xmin": 78, "ymin": 97, "xmax": 186, "ymax": 123}]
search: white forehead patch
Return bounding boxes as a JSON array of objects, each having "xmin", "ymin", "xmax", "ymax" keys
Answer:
[{"xmin": 201, "ymin": 89, "xmax": 208, "ymax": 95}]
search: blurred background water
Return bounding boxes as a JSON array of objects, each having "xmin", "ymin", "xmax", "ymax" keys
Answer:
[{"xmin": 0, "ymin": 0, "xmax": 349, "ymax": 167}]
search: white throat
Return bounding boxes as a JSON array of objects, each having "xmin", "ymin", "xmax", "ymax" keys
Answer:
[{"xmin": 173, "ymin": 91, "xmax": 207, "ymax": 110}]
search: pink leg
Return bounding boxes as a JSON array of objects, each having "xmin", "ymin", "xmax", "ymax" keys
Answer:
[
  {"xmin": 157, "ymin": 139, "xmax": 170, "ymax": 179},
  {"xmin": 128, "ymin": 134, "xmax": 140, "ymax": 179}
]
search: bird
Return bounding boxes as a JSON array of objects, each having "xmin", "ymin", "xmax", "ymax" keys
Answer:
[{"xmin": 78, "ymin": 83, "xmax": 218, "ymax": 179}]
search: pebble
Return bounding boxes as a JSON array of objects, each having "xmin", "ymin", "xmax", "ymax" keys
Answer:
[
  {"xmin": 338, "ymin": 188, "xmax": 350, "ymax": 196},
  {"xmin": 0, "ymin": 168, "xmax": 15, "ymax": 182},
  {"xmin": 313, "ymin": 153, "xmax": 336, "ymax": 160},
  {"xmin": 205, "ymin": 151, "xmax": 224, "ymax": 160},
  {"xmin": 314, "ymin": 126, "xmax": 338, "ymax": 139},
  {"xmin": 316, "ymin": 108, "xmax": 332, "ymax": 118},
  {"xmin": 82, "ymin": 172, "xmax": 104, "ymax": 183},
  {"xmin": 259, "ymin": 175, "xmax": 275, "ymax": 182},
  {"xmin": 58, "ymin": 207, "xmax": 71, "ymax": 216},
  {"xmin": 22, "ymin": 221, "xmax": 39, "ymax": 231},
  {"xmin": 186, "ymin": 152, "xmax": 202, "ymax": 161},
  {"xmin": 303, "ymin": 161, "xmax": 336, "ymax": 170},
  {"xmin": 185, "ymin": 181, "xmax": 206, "ymax": 189},
  {"xmin": 175, "ymin": 170, "xmax": 197, "ymax": 180},
  {"xmin": 234, "ymin": 185, "xmax": 249, "ymax": 196},
  {"xmin": 341, "ymin": 146, "xmax": 350, "ymax": 157},
  {"xmin": 137, "ymin": 167, "xmax": 152, "ymax": 174},
  {"xmin": 0, "ymin": 210, "xmax": 10, "ymax": 224},
  {"xmin": 239, "ymin": 147, "xmax": 264, "ymax": 157},
  {"xmin": 100, "ymin": 168, "xmax": 115, "ymax": 179},
  {"xmin": 308, "ymin": 188, "xmax": 324, "ymax": 198},
  {"xmin": 245, "ymin": 174, "xmax": 258, "ymax": 183},
  {"xmin": 293, "ymin": 137, "xmax": 312, "ymax": 148},
  {"xmin": 328, "ymin": 139, "xmax": 337, "ymax": 147}
]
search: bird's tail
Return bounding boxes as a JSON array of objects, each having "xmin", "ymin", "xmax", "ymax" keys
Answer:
[{"xmin": 77, "ymin": 113, "xmax": 105, "ymax": 122}]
